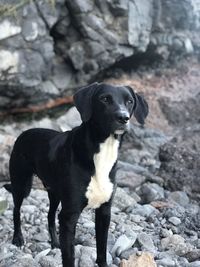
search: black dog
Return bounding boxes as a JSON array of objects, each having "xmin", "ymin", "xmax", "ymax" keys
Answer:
[{"xmin": 4, "ymin": 83, "xmax": 148, "ymax": 267}]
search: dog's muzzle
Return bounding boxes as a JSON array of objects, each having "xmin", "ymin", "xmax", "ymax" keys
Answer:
[{"xmin": 114, "ymin": 111, "xmax": 130, "ymax": 134}]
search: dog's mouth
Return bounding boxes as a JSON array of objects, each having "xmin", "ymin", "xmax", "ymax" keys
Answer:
[
  {"xmin": 114, "ymin": 121, "xmax": 130, "ymax": 135},
  {"xmin": 114, "ymin": 129, "xmax": 125, "ymax": 135}
]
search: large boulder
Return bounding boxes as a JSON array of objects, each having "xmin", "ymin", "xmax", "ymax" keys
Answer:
[
  {"xmin": 158, "ymin": 125, "xmax": 200, "ymax": 200},
  {"xmin": 0, "ymin": 0, "xmax": 200, "ymax": 110}
]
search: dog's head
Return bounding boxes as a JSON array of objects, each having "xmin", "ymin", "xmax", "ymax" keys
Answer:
[{"xmin": 74, "ymin": 83, "xmax": 149, "ymax": 135}]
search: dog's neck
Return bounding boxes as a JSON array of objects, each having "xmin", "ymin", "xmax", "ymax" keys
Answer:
[
  {"xmin": 72, "ymin": 122, "xmax": 121, "ymax": 172},
  {"xmin": 84, "ymin": 120, "xmax": 121, "ymax": 144}
]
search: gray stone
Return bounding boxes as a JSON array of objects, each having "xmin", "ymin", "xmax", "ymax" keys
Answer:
[
  {"xmin": 131, "ymin": 204, "xmax": 158, "ymax": 218},
  {"xmin": 116, "ymin": 169, "xmax": 146, "ymax": 189},
  {"xmin": 76, "ymin": 245, "xmax": 97, "ymax": 267},
  {"xmin": 160, "ymin": 228, "xmax": 173, "ymax": 238},
  {"xmin": 0, "ymin": 49, "xmax": 19, "ymax": 74},
  {"xmin": 184, "ymin": 249, "xmax": 200, "ymax": 262},
  {"xmin": 156, "ymin": 258, "xmax": 176, "ymax": 266},
  {"xmin": 168, "ymin": 217, "xmax": 181, "ymax": 226},
  {"xmin": 18, "ymin": 51, "xmax": 45, "ymax": 87},
  {"xmin": 34, "ymin": 231, "xmax": 49, "ymax": 242},
  {"xmin": 161, "ymin": 235, "xmax": 185, "ymax": 250},
  {"xmin": 40, "ymin": 80, "xmax": 59, "ymax": 95},
  {"xmin": 184, "ymin": 38, "xmax": 194, "ymax": 54},
  {"xmin": 0, "ymin": 20, "xmax": 21, "ymax": 40},
  {"xmin": 128, "ymin": 0, "xmax": 153, "ymax": 50},
  {"xmin": 113, "ymin": 187, "xmax": 137, "ymax": 210},
  {"xmin": 22, "ymin": 20, "xmax": 39, "ymax": 41},
  {"xmin": 35, "ymin": 249, "xmax": 51, "ymax": 262},
  {"xmin": 160, "ymin": 234, "xmax": 194, "ymax": 256},
  {"xmin": 51, "ymin": 59, "xmax": 73, "ymax": 91},
  {"xmin": 111, "ymin": 234, "xmax": 136, "ymax": 256},
  {"xmin": 139, "ymin": 183, "xmax": 165, "ymax": 204},
  {"xmin": 38, "ymin": 255, "xmax": 61, "ymax": 267},
  {"xmin": 167, "ymin": 191, "xmax": 190, "ymax": 207},
  {"xmin": 68, "ymin": 42, "xmax": 85, "ymax": 70},
  {"xmin": 0, "ymin": 133, "xmax": 15, "ymax": 182},
  {"xmin": 137, "ymin": 232, "xmax": 156, "ymax": 253},
  {"xmin": 9, "ymin": 257, "xmax": 38, "ymax": 267},
  {"xmin": 188, "ymin": 262, "xmax": 200, "ymax": 267},
  {"xmin": 56, "ymin": 107, "xmax": 81, "ymax": 131}
]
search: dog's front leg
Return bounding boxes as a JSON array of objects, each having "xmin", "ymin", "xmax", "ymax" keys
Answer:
[
  {"xmin": 59, "ymin": 209, "xmax": 80, "ymax": 267},
  {"xmin": 95, "ymin": 201, "xmax": 112, "ymax": 267}
]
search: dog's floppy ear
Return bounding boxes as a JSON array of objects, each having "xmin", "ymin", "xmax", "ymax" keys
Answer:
[
  {"xmin": 126, "ymin": 86, "xmax": 149, "ymax": 125},
  {"xmin": 73, "ymin": 82, "xmax": 99, "ymax": 122}
]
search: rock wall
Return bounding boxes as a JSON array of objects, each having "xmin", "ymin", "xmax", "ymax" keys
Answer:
[{"xmin": 0, "ymin": 0, "xmax": 200, "ymax": 111}]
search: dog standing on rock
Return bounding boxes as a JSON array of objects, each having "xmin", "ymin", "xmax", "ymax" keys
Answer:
[{"xmin": 4, "ymin": 83, "xmax": 149, "ymax": 267}]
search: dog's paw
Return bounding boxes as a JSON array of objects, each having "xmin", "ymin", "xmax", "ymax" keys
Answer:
[
  {"xmin": 97, "ymin": 262, "xmax": 109, "ymax": 267},
  {"xmin": 12, "ymin": 234, "xmax": 24, "ymax": 247}
]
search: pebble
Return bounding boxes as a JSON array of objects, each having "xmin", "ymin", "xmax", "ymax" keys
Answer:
[
  {"xmin": 111, "ymin": 234, "xmax": 136, "ymax": 256},
  {"xmin": 161, "ymin": 234, "xmax": 185, "ymax": 250},
  {"xmin": 188, "ymin": 262, "xmax": 200, "ymax": 267},
  {"xmin": 167, "ymin": 191, "xmax": 190, "ymax": 207},
  {"xmin": 168, "ymin": 216, "xmax": 181, "ymax": 226},
  {"xmin": 131, "ymin": 203, "xmax": 159, "ymax": 217},
  {"xmin": 137, "ymin": 233, "xmax": 156, "ymax": 253},
  {"xmin": 139, "ymin": 183, "xmax": 165, "ymax": 203},
  {"xmin": 156, "ymin": 258, "xmax": 176, "ymax": 266}
]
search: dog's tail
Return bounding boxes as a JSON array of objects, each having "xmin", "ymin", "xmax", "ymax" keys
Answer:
[{"xmin": 4, "ymin": 183, "xmax": 12, "ymax": 193}]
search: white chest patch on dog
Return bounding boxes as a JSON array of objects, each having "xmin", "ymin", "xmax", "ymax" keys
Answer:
[{"xmin": 86, "ymin": 135, "xmax": 119, "ymax": 209}]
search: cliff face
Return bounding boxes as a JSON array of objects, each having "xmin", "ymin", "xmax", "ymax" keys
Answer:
[{"xmin": 0, "ymin": 0, "xmax": 200, "ymax": 110}]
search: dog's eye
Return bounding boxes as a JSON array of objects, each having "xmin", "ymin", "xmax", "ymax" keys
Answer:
[
  {"xmin": 100, "ymin": 96, "xmax": 110, "ymax": 103},
  {"xmin": 127, "ymin": 99, "xmax": 133, "ymax": 105}
]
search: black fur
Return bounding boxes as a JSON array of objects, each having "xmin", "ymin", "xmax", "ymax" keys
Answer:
[{"xmin": 4, "ymin": 83, "xmax": 148, "ymax": 267}]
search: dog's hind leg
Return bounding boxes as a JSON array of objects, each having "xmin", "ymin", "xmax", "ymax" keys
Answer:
[
  {"xmin": 47, "ymin": 190, "xmax": 60, "ymax": 248},
  {"xmin": 11, "ymin": 173, "xmax": 33, "ymax": 247},
  {"xmin": 9, "ymin": 153, "xmax": 33, "ymax": 247}
]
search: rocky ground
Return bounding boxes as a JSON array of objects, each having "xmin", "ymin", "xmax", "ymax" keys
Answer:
[{"xmin": 0, "ymin": 57, "xmax": 200, "ymax": 266}]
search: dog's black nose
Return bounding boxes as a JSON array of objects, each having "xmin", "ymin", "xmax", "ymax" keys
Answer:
[{"xmin": 116, "ymin": 112, "xmax": 130, "ymax": 124}]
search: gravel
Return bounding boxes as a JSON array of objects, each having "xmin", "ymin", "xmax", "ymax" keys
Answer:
[{"xmin": 1, "ymin": 183, "xmax": 200, "ymax": 267}]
